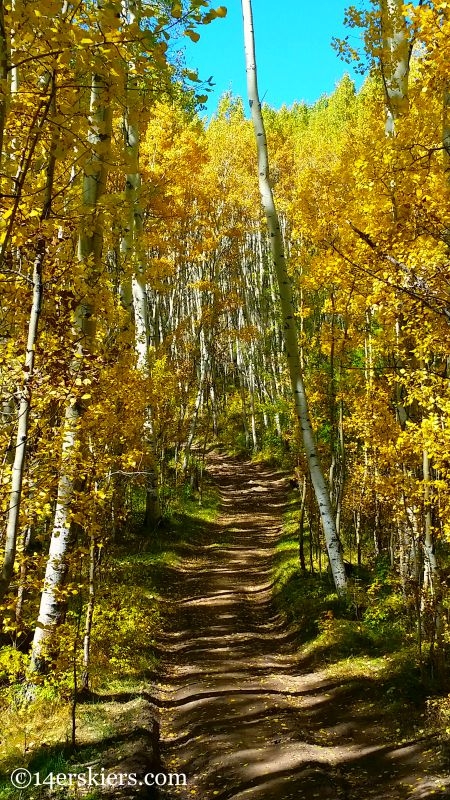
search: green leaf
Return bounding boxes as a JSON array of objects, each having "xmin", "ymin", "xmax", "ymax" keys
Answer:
[{"xmin": 141, "ymin": 30, "xmax": 156, "ymax": 51}]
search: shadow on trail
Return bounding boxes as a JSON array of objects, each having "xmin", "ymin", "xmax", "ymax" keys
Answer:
[{"xmin": 151, "ymin": 453, "xmax": 449, "ymax": 800}]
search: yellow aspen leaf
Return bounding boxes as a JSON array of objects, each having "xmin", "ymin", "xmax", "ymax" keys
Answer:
[
  {"xmin": 184, "ymin": 29, "xmax": 200, "ymax": 42},
  {"xmin": 170, "ymin": 2, "xmax": 182, "ymax": 17}
]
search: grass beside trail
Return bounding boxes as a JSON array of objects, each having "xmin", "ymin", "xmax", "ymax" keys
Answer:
[
  {"xmin": 0, "ymin": 481, "xmax": 220, "ymax": 800},
  {"xmin": 272, "ymin": 494, "xmax": 450, "ymax": 750}
]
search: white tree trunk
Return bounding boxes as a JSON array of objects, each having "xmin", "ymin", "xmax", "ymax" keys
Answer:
[
  {"xmin": 30, "ymin": 402, "xmax": 78, "ymax": 671},
  {"xmin": 31, "ymin": 72, "xmax": 112, "ymax": 673},
  {"xmin": 422, "ymin": 448, "xmax": 438, "ymax": 594},
  {"xmin": 0, "ymin": 247, "xmax": 43, "ymax": 601},
  {"xmin": 241, "ymin": 0, "xmax": 347, "ymax": 594},
  {"xmin": 0, "ymin": 0, "xmax": 7, "ymax": 163},
  {"xmin": 0, "ymin": 75, "xmax": 57, "ymax": 601},
  {"xmin": 183, "ymin": 327, "xmax": 209, "ymax": 471},
  {"xmin": 381, "ymin": 0, "xmax": 410, "ymax": 135},
  {"xmin": 132, "ymin": 274, "xmax": 149, "ymax": 370},
  {"xmin": 81, "ymin": 533, "xmax": 96, "ymax": 691},
  {"xmin": 121, "ymin": 15, "xmax": 161, "ymax": 523}
]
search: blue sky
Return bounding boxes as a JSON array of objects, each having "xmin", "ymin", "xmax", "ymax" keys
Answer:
[{"xmin": 180, "ymin": 1, "xmax": 366, "ymax": 115}]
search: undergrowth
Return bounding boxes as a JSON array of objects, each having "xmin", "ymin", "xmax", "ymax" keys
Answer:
[
  {"xmin": 273, "ymin": 492, "xmax": 450, "ymax": 743},
  {"xmin": 0, "ymin": 475, "xmax": 220, "ymax": 800}
]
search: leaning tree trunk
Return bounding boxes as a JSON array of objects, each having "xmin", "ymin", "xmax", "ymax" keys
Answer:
[
  {"xmin": 241, "ymin": 0, "xmax": 347, "ymax": 594},
  {"xmin": 30, "ymin": 71, "xmax": 112, "ymax": 674},
  {"xmin": 0, "ymin": 73, "xmax": 57, "ymax": 602},
  {"xmin": 0, "ymin": 245, "xmax": 43, "ymax": 602}
]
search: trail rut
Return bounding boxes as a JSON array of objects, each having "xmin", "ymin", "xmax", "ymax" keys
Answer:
[{"xmin": 155, "ymin": 454, "xmax": 449, "ymax": 800}]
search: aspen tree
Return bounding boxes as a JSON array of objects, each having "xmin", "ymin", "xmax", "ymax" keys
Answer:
[
  {"xmin": 241, "ymin": 0, "xmax": 347, "ymax": 594},
  {"xmin": 183, "ymin": 325, "xmax": 210, "ymax": 471},
  {"xmin": 0, "ymin": 0, "xmax": 79, "ymax": 602},
  {"xmin": 381, "ymin": 0, "xmax": 441, "ymax": 611},
  {"xmin": 30, "ymin": 60, "xmax": 113, "ymax": 672},
  {"xmin": 0, "ymin": 72, "xmax": 57, "ymax": 602},
  {"xmin": 0, "ymin": 0, "xmax": 80, "ymax": 612},
  {"xmin": 381, "ymin": 0, "xmax": 410, "ymax": 135},
  {"xmin": 121, "ymin": 0, "xmax": 161, "ymax": 525},
  {"xmin": 0, "ymin": 0, "xmax": 7, "ymax": 162},
  {"xmin": 444, "ymin": 81, "xmax": 450, "ymax": 188}
]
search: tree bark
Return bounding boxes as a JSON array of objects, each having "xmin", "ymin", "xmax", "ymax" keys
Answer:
[
  {"xmin": 381, "ymin": 0, "xmax": 410, "ymax": 135},
  {"xmin": 121, "ymin": 13, "xmax": 161, "ymax": 523},
  {"xmin": 0, "ymin": 73, "xmax": 56, "ymax": 601},
  {"xmin": 30, "ymin": 71, "xmax": 112, "ymax": 673},
  {"xmin": 81, "ymin": 533, "xmax": 96, "ymax": 692},
  {"xmin": 0, "ymin": 246, "xmax": 43, "ymax": 601},
  {"xmin": 0, "ymin": 0, "xmax": 8, "ymax": 164},
  {"xmin": 30, "ymin": 402, "xmax": 79, "ymax": 672},
  {"xmin": 241, "ymin": 0, "xmax": 347, "ymax": 594},
  {"xmin": 298, "ymin": 475, "xmax": 307, "ymax": 572}
]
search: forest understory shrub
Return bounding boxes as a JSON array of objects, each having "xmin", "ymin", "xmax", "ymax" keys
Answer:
[
  {"xmin": 0, "ymin": 474, "xmax": 221, "ymax": 798},
  {"xmin": 274, "ymin": 495, "xmax": 450, "ymax": 739}
]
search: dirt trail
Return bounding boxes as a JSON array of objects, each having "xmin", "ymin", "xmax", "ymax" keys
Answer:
[{"xmin": 155, "ymin": 454, "xmax": 449, "ymax": 800}]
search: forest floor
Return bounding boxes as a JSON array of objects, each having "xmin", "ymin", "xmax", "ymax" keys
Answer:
[{"xmin": 154, "ymin": 452, "xmax": 450, "ymax": 800}]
